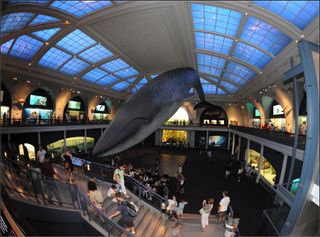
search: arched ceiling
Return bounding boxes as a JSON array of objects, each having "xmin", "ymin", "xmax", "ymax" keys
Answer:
[{"xmin": 1, "ymin": 0, "xmax": 319, "ymax": 100}]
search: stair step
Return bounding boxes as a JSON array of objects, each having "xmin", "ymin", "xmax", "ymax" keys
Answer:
[
  {"xmin": 136, "ymin": 212, "xmax": 155, "ymax": 236},
  {"xmin": 153, "ymin": 216, "xmax": 169, "ymax": 237},
  {"xmin": 143, "ymin": 215, "xmax": 162, "ymax": 237},
  {"xmin": 149, "ymin": 215, "xmax": 165, "ymax": 237}
]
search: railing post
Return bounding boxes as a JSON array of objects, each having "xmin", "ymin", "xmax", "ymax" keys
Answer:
[
  {"xmin": 245, "ymin": 139, "xmax": 250, "ymax": 167},
  {"xmin": 279, "ymin": 154, "xmax": 288, "ymax": 185},
  {"xmin": 237, "ymin": 136, "xmax": 241, "ymax": 161},
  {"xmin": 256, "ymin": 145, "xmax": 264, "ymax": 183},
  {"xmin": 231, "ymin": 133, "xmax": 235, "ymax": 155}
]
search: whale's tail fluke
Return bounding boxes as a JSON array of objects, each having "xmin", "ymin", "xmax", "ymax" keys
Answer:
[{"xmin": 194, "ymin": 101, "xmax": 214, "ymax": 110}]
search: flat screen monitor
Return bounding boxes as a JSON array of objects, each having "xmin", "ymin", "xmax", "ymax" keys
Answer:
[
  {"xmin": 24, "ymin": 108, "xmax": 52, "ymax": 119},
  {"xmin": 71, "ymin": 157, "xmax": 85, "ymax": 167},
  {"xmin": 96, "ymin": 105, "xmax": 105, "ymax": 112},
  {"xmin": 254, "ymin": 109, "xmax": 260, "ymax": 117},
  {"xmin": 219, "ymin": 120, "xmax": 225, "ymax": 125},
  {"xmin": 30, "ymin": 95, "xmax": 47, "ymax": 106},
  {"xmin": 68, "ymin": 101, "xmax": 81, "ymax": 110},
  {"xmin": 208, "ymin": 136, "xmax": 226, "ymax": 147},
  {"xmin": 273, "ymin": 104, "xmax": 284, "ymax": 115}
]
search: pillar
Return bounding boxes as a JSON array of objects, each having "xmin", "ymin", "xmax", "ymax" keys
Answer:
[
  {"xmin": 227, "ymin": 131, "xmax": 231, "ymax": 149},
  {"xmin": 256, "ymin": 145, "xmax": 264, "ymax": 183},
  {"xmin": 205, "ymin": 130, "xmax": 209, "ymax": 149},
  {"xmin": 231, "ymin": 133, "xmax": 235, "ymax": 155},
  {"xmin": 245, "ymin": 140, "xmax": 250, "ymax": 166},
  {"xmin": 237, "ymin": 136, "xmax": 241, "ymax": 161},
  {"xmin": 279, "ymin": 154, "xmax": 288, "ymax": 185}
]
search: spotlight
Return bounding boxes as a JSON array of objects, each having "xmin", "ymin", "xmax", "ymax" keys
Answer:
[
  {"xmin": 26, "ymin": 80, "xmax": 31, "ymax": 84},
  {"xmin": 13, "ymin": 77, "xmax": 17, "ymax": 81}
]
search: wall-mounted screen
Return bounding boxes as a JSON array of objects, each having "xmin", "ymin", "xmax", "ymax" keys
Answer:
[
  {"xmin": 273, "ymin": 104, "xmax": 284, "ymax": 115},
  {"xmin": 24, "ymin": 108, "xmax": 52, "ymax": 119},
  {"xmin": 30, "ymin": 95, "xmax": 47, "ymax": 106},
  {"xmin": 219, "ymin": 120, "xmax": 225, "ymax": 125},
  {"xmin": 68, "ymin": 101, "xmax": 81, "ymax": 110},
  {"xmin": 254, "ymin": 109, "xmax": 260, "ymax": 117},
  {"xmin": 208, "ymin": 136, "xmax": 226, "ymax": 147},
  {"xmin": 96, "ymin": 105, "xmax": 105, "ymax": 112}
]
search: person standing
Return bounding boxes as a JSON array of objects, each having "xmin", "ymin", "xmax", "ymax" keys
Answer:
[
  {"xmin": 108, "ymin": 193, "xmax": 137, "ymax": 234},
  {"xmin": 113, "ymin": 162, "xmax": 127, "ymax": 196},
  {"xmin": 62, "ymin": 150, "xmax": 74, "ymax": 183},
  {"xmin": 200, "ymin": 198, "xmax": 214, "ymax": 231},
  {"xmin": 37, "ymin": 144, "xmax": 47, "ymax": 164},
  {"xmin": 300, "ymin": 121, "xmax": 307, "ymax": 135},
  {"xmin": 218, "ymin": 191, "xmax": 231, "ymax": 223},
  {"xmin": 174, "ymin": 200, "xmax": 188, "ymax": 221}
]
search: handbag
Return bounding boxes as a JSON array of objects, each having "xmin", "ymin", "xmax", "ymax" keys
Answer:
[{"xmin": 199, "ymin": 208, "xmax": 205, "ymax": 215}]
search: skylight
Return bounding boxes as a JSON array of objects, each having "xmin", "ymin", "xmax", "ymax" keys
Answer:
[
  {"xmin": 220, "ymin": 81, "xmax": 238, "ymax": 93},
  {"xmin": 9, "ymin": 0, "xmax": 50, "ymax": 5},
  {"xmin": 82, "ymin": 68, "xmax": 108, "ymax": 82},
  {"xmin": 96, "ymin": 74, "xmax": 118, "ymax": 86},
  {"xmin": 100, "ymin": 58, "xmax": 130, "ymax": 72},
  {"xmin": 78, "ymin": 44, "xmax": 114, "ymax": 64},
  {"xmin": 225, "ymin": 61, "xmax": 256, "ymax": 81},
  {"xmin": 59, "ymin": 58, "xmax": 90, "ymax": 76},
  {"xmin": 197, "ymin": 53, "xmax": 227, "ymax": 68},
  {"xmin": 217, "ymin": 88, "xmax": 226, "ymax": 94},
  {"xmin": 50, "ymin": 1, "xmax": 112, "ymax": 17},
  {"xmin": 233, "ymin": 42, "xmax": 272, "ymax": 69},
  {"xmin": 9, "ymin": 35, "xmax": 43, "ymax": 60},
  {"xmin": 202, "ymin": 84, "xmax": 217, "ymax": 94},
  {"xmin": 1, "ymin": 12, "xmax": 34, "ymax": 35},
  {"xmin": 135, "ymin": 78, "xmax": 148, "ymax": 90},
  {"xmin": 254, "ymin": 1, "xmax": 320, "ymax": 30},
  {"xmin": 207, "ymin": 76, "xmax": 219, "ymax": 83},
  {"xmin": 223, "ymin": 72, "xmax": 247, "ymax": 85},
  {"xmin": 112, "ymin": 81, "xmax": 130, "ymax": 91},
  {"xmin": 38, "ymin": 47, "xmax": 72, "ymax": 70},
  {"xmin": 195, "ymin": 32, "xmax": 234, "ymax": 54},
  {"xmin": 32, "ymin": 28, "xmax": 61, "ymax": 41},
  {"xmin": 56, "ymin": 29, "xmax": 96, "ymax": 54},
  {"xmin": 114, "ymin": 67, "xmax": 139, "ymax": 78},
  {"xmin": 29, "ymin": 14, "xmax": 59, "ymax": 26},
  {"xmin": 192, "ymin": 4, "xmax": 242, "ymax": 36},
  {"xmin": 240, "ymin": 16, "xmax": 291, "ymax": 56},
  {"xmin": 1, "ymin": 39, "xmax": 14, "ymax": 54}
]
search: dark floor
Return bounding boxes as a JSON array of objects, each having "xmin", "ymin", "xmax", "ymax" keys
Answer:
[{"xmin": 109, "ymin": 145, "xmax": 276, "ymax": 236}]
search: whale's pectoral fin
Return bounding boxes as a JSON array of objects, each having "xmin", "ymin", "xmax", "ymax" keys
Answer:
[
  {"xmin": 120, "ymin": 117, "xmax": 148, "ymax": 132},
  {"xmin": 193, "ymin": 75, "xmax": 214, "ymax": 110}
]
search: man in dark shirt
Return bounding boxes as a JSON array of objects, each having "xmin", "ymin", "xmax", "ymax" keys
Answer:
[
  {"xmin": 40, "ymin": 155, "xmax": 64, "ymax": 205},
  {"xmin": 108, "ymin": 193, "xmax": 136, "ymax": 234}
]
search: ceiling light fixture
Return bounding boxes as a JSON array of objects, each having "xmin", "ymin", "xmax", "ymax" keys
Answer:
[
  {"xmin": 28, "ymin": 62, "xmax": 32, "ymax": 66},
  {"xmin": 245, "ymin": 12, "xmax": 248, "ymax": 16},
  {"xmin": 13, "ymin": 77, "xmax": 17, "ymax": 80},
  {"xmin": 26, "ymin": 80, "xmax": 30, "ymax": 84}
]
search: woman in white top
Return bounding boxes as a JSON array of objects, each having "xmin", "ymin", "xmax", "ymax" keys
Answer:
[
  {"xmin": 200, "ymin": 198, "xmax": 214, "ymax": 231},
  {"xmin": 218, "ymin": 191, "xmax": 231, "ymax": 223}
]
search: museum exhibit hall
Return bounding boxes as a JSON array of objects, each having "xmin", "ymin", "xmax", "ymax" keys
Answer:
[{"xmin": 0, "ymin": 1, "xmax": 319, "ymax": 236}]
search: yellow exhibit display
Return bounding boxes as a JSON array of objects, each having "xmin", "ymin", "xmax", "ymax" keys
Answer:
[
  {"xmin": 247, "ymin": 149, "xmax": 276, "ymax": 185},
  {"xmin": 162, "ymin": 130, "xmax": 187, "ymax": 144},
  {"xmin": 47, "ymin": 136, "xmax": 94, "ymax": 153},
  {"xmin": 18, "ymin": 143, "xmax": 36, "ymax": 160}
]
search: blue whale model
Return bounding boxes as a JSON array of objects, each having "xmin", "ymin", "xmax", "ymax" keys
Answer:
[{"xmin": 92, "ymin": 67, "xmax": 212, "ymax": 157}]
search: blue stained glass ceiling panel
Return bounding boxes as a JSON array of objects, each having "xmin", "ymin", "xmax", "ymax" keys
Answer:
[
  {"xmin": 240, "ymin": 16, "xmax": 291, "ymax": 56},
  {"xmin": 202, "ymin": 84, "xmax": 217, "ymax": 94},
  {"xmin": 32, "ymin": 28, "xmax": 61, "ymax": 41},
  {"xmin": 50, "ymin": 1, "xmax": 112, "ymax": 17},
  {"xmin": 1, "ymin": 39, "xmax": 14, "ymax": 54},
  {"xmin": 225, "ymin": 61, "xmax": 256, "ymax": 81},
  {"xmin": 114, "ymin": 67, "xmax": 139, "ymax": 78},
  {"xmin": 1, "ymin": 12, "xmax": 34, "ymax": 35},
  {"xmin": 233, "ymin": 42, "xmax": 272, "ymax": 69},
  {"xmin": 78, "ymin": 44, "xmax": 114, "ymax": 64},
  {"xmin": 96, "ymin": 75, "xmax": 118, "ymax": 86},
  {"xmin": 223, "ymin": 72, "xmax": 247, "ymax": 85},
  {"xmin": 9, "ymin": 35, "xmax": 43, "ymax": 60},
  {"xmin": 192, "ymin": 4, "xmax": 242, "ymax": 36},
  {"xmin": 29, "ymin": 14, "xmax": 59, "ymax": 26},
  {"xmin": 100, "ymin": 58, "xmax": 130, "ymax": 72},
  {"xmin": 59, "ymin": 58, "xmax": 90, "ymax": 76},
  {"xmin": 38, "ymin": 47, "xmax": 72, "ymax": 70},
  {"xmin": 56, "ymin": 29, "xmax": 96, "ymax": 54},
  {"xmin": 83, "ymin": 68, "xmax": 108, "ymax": 82},
  {"xmin": 197, "ymin": 53, "xmax": 226, "ymax": 68},
  {"xmin": 220, "ymin": 81, "xmax": 238, "ymax": 93},
  {"xmin": 198, "ymin": 65, "xmax": 222, "ymax": 77},
  {"xmin": 195, "ymin": 32, "xmax": 234, "ymax": 54},
  {"xmin": 254, "ymin": 1, "xmax": 319, "ymax": 30},
  {"xmin": 112, "ymin": 81, "xmax": 130, "ymax": 91}
]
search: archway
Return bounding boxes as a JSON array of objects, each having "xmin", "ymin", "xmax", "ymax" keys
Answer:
[
  {"xmin": 92, "ymin": 101, "xmax": 111, "ymax": 121},
  {"xmin": 1, "ymin": 83, "xmax": 12, "ymax": 124},
  {"xmin": 200, "ymin": 105, "xmax": 228, "ymax": 126},
  {"xmin": 23, "ymin": 88, "xmax": 54, "ymax": 124},
  {"xmin": 268, "ymin": 100, "xmax": 286, "ymax": 131},
  {"xmin": 165, "ymin": 106, "xmax": 190, "ymax": 125},
  {"xmin": 18, "ymin": 143, "xmax": 36, "ymax": 161},
  {"xmin": 64, "ymin": 96, "xmax": 86, "ymax": 122}
]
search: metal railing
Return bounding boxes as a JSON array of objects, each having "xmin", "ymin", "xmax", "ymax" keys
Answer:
[
  {"xmin": 81, "ymin": 160, "xmax": 168, "ymax": 211},
  {"xmin": 0, "ymin": 157, "xmax": 130, "ymax": 237}
]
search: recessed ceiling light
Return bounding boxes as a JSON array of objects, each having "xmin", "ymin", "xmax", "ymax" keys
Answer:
[
  {"xmin": 26, "ymin": 80, "xmax": 31, "ymax": 84},
  {"xmin": 13, "ymin": 77, "xmax": 17, "ymax": 80},
  {"xmin": 245, "ymin": 12, "xmax": 248, "ymax": 16},
  {"xmin": 45, "ymin": 42, "xmax": 49, "ymax": 45},
  {"xmin": 28, "ymin": 62, "xmax": 32, "ymax": 66},
  {"xmin": 65, "ymin": 20, "xmax": 69, "ymax": 24},
  {"xmin": 301, "ymin": 34, "xmax": 304, "ymax": 38},
  {"xmin": 295, "ymin": 40, "xmax": 298, "ymax": 43}
]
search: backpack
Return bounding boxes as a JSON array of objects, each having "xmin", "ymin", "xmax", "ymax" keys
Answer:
[{"xmin": 125, "ymin": 201, "xmax": 139, "ymax": 217}]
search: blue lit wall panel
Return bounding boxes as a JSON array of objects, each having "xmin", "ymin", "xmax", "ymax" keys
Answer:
[
  {"xmin": 254, "ymin": 1, "xmax": 319, "ymax": 30},
  {"xmin": 1, "ymin": 12, "xmax": 34, "ymax": 35},
  {"xmin": 78, "ymin": 44, "xmax": 113, "ymax": 64},
  {"xmin": 56, "ymin": 29, "xmax": 96, "ymax": 54},
  {"xmin": 192, "ymin": 4, "xmax": 242, "ymax": 36},
  {"xmin": 29, "ymin": 14, "xmax": 59, "ymax": 26},
  {"xmin": 195, "ymin": 32, "xmax": 234, "ymax": 54},
  {"xmin": 114, "ymin": 67, "xmax": 139, "ymax": 78},
  {"xmin": 240, "ymin": 16, "xmax": 291, "ymax": 56},
  {"xmin": 38, "ymin": 47, "xmax": 72, "ymax": 70},
  {"xmin": 197, "ymin": 53, "xmax": 226, "ymax": 68},
  {"xmin": 32, "ymin": 28, "xmax": 61, "ymax": 41},
  {"xmin": 100, "ymin": 58, "xmax": 130, "ymax": 72},
  {"xmin": 1, "ymin": 39, "xmax": 14, "ymax": 54},
  {"xmin": 9, "ymin": 35, "xmax": 43, "ymax": 60},
  {"xmin": 96, "ymin": 75, "xmax": 118, "ymax": 86},
  {"xmin": 59, "ymin": 58, "xmax": 89, "ymax": 76},
  {"xmin": 82, "ymin": 68, "xmax": 108, "ymax": 82},
  {"xmin": 50, "ymin": 1, "xmax": 112, "ymax": 17},
  {"xmin": 233, "ymin": 42, "xmax": 272, "ymax": 69}
]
